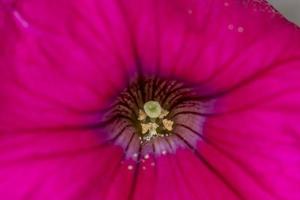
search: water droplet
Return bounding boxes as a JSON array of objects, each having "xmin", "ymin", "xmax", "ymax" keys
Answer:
[
  {"xmin": 238, "ymin": 26, "xmax": 244, "ymax": 33},
  {"xmin": 132, "ymin": 153, "xmax": 138, "ymax": 158},
  {"xmin": 228, "ymin": 24, "xmax": 234, "ymax": 30},
  {"xmin": 128, "ymin": 165, "xmax": 133, "ymax": 170}
]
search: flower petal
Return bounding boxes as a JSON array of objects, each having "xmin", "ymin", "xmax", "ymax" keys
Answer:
[{"xmin": 1, "ymin": 0, "xmax": 300, "ymax": 200}]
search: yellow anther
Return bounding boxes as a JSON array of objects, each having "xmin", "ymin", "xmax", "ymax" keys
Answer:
[
  {"xmin": 159, "ymin": 109, "xmax": 169, "ymax": 119},
  {"xmin": 162, "ymin": 119, "xmax": 174, "ymax": 131},
  {"xmin": 141, "ymin": 123, "xmax": 151, "ymax": 134},
  {"xmin": 141, "ymin": 122, "xmax": 159, "ymax": 134},
  {"xmin": 149, "ymin": 123, "xmax": 159, "ymax": 135},
  {"xmin": 138, "ymin": 109, "xmax": 147, "ymax": 121}
]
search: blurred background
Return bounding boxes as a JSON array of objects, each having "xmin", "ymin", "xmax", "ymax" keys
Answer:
[{"xmin": 269, "ymin": 0, "xmax": 300, "ymax": 25}]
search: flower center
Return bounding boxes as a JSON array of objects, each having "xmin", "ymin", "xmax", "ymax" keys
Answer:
[
  {"xmin": 99, "ymin": 76, "xmax": 214, "ymax": 159},
  {"xmin": 138, "ymin": 101, "xmax": 174, "ymax": 142}
]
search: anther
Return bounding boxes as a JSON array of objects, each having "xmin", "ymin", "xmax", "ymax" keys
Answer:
[
  {"xmin": 138, "ymin": 110, "xmax": 147, "ymax": 121},
  {"xmin": 159, "ymin": 109, "xmax": 169, "ymax": 119},
  {"xmin": 162, "ymin": 119, "xmax": 174, "ymax": 131}
]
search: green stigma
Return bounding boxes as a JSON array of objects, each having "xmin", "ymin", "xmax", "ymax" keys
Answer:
[{"xmin": 143, "ymin": 101, "xmax": 162, "ymax": 118}]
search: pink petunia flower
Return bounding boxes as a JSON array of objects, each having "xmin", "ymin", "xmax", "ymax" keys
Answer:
[{"xmin": 1, "ymin": 0, "xmax": 300, "ymax": 199}]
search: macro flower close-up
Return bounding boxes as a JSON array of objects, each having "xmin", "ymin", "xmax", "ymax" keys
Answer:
[{"xmin": 1, "ymin": 0, "xmax": 300, "ymax": 199}]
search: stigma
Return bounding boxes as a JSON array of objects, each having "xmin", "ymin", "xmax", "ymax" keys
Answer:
[{"xmin": 138, "ymin": 101, "xmax": 174, "ymax": 142}]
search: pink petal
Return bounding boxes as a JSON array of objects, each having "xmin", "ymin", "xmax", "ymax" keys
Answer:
[{"xmin": 1, "ymin": 0, "xmax": 300, "ymax": 199}]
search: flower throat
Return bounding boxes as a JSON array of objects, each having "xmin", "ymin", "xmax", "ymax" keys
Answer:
[{"xmin": 100, "ymin": 76, "xmax": 212, "ymax": 158}]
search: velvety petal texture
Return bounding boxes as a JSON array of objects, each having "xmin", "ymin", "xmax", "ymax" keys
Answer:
[{"xmin": 1, "ymin": 0, "xmax": 300, "ymax": 199}]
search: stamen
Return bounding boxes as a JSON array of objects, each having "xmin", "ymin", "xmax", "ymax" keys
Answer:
[
  {"xmin": 144, "ymin": 123, "xmax": 159, "ymax": 141},
  {"xmin": 162, "ymin": 119, "xmax": 174, "ymax": 131},
  {"xmin": 141, "ymin": 123, "xmax": 151, "ymax": 134},
  {"xmin": 138, "ymin": 110, "xmax": 147, "ymax": 121},
  {"xmin": 159, "ymin": 109, "xmax": 169, "ymax": 119}
]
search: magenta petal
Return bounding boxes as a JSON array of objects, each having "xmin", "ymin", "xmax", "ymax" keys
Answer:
[
  {"xmin": 0, "ymin": 129, "xmax": 124, "ymax": 199},
  {"xmin": 1, "ymin": 0, "xmax": 300, "ymax": 199}
]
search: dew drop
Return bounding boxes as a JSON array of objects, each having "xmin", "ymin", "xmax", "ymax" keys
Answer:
[
  {"xmin": 238, "ymin": 26, "xmax": 244, "ymax": 33},
  {"xmin": 128, "ymin": 165, "xmax": 134, "ymax": 170},
  {"xmin": 228, "ymin": 24, "xmax": 234, "ymax": 30}
]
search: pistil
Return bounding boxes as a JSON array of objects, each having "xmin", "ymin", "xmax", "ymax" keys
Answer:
[{"xmin": 143, "ymin": 101, "xmax": 162, "ymax": 118}]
